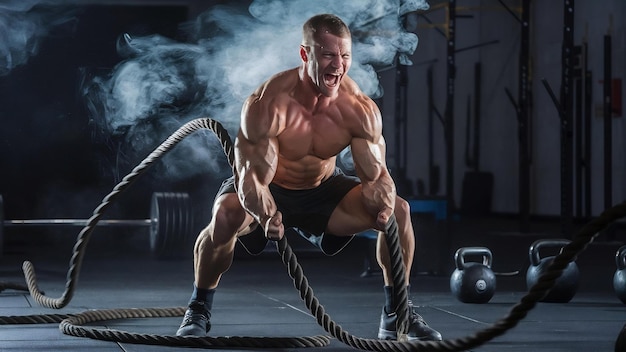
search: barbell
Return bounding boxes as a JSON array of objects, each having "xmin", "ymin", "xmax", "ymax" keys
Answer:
[{"xmin": 0, "ymin": 192, "xmax": 195, "ymax": 260}]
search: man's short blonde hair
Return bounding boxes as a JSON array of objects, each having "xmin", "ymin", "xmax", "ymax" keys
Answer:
[{"xmin": 302, "ymin": 14, "xmax": 351, "ymax": 46}]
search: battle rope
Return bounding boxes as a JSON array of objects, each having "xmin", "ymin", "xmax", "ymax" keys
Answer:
[
  {"xmin": 1, "ymin": 117, "xmax": 624, "ymax": 351},
  {"xmin": 383, "ymin": 214, "xmax": 410, "ymax": 340},
  {"xmin": 8, "ymin": 118, "xmax": 331, "ymax": 348},
  {"xmin": 58, "ymin": 307, "xmax": 331, "ymax": 349},
  {"xmin": 281, "ymin": 201, "xmax": 626, "ymax": 351},
  {"xmin": 20, "ymin": 119, "xmax": 233, "ymax": 309},
  {"xmin": 0, "ymin": 282, "xmax": 29, "ymax": 293}
]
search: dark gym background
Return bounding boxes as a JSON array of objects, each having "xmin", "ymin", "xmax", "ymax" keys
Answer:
[
  {"xmin": 1, "ymin": 2, "xmax": 625, "ymax": 351},
  {"xmin": 0, "ymin": 0, "xmax": 623, "ymax": 256}
]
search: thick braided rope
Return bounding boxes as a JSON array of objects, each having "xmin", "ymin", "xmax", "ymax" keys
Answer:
[
  {"xmin": 0, "ymin": 313, "xmax": 71, "ymax": 324},
  {"xmin": 383, "ymin": 214, "xmax": 410, "ymax": 339},
  {"xmin": 0, "ymin": 306, "xmax": 330, "ymax": 348},
  {"xmin": 0, "ymin": 282, "xmax": 29, "ymax": 292},
  {"xmin": 278, "ymin": 235, "xmax": 415, "ymax": 352},
  {"xmin": 277, "ymin": 200, "xmax": 626, "ymax": 351},
  {"xmin": 8, "ymin": 116, "xmax": 625, "ymax": 350},
  {"xmin": 415, "ymin": 201, "xmax": 626, "ymax": 351},
  {"xmin": 21, "ymin": 118, "xmax": 230, "ymax": 309},
  {"xmin": 57, "ymin": 307, "xmax": 330, "ymax": 348},
  {"xmin": 9, "ymin": 117, "xmax": 330, "ymax": 348}
]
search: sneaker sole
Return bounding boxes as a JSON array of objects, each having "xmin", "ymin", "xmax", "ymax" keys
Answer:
[
  {"xmin": 176, "ymin": 324, "xmax": 208, "ymax": 337},
  {"xmin": 378, "ymin": 328, "xmax": 438, "ymax": 341}
]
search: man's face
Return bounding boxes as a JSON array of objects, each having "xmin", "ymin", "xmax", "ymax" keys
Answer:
[{"xmin": 302, "ymin": 31, "xmax": 352, "ymax": 97}]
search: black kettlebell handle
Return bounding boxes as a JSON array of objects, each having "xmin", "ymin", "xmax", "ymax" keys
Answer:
[
  {"xmin": 616, "ymin": 245, "xmax": 626, "ymax": 270},
  {"xmin": 529, "ymin": 239, "xmax": 571, "ymax": 266},
  {"xmin": 455, "ymin": 247, "xmax": 492, "ymax": 270}
]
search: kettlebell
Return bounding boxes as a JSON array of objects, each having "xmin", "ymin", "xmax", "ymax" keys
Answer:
[
  {"xmin": 526, "ymin": 239, "xmax": 579, "ymax": 303},
  {"xmin": 613, "ymin": 245, "xmax": 626, "ymax": 304},
  {"xmin": 450, "ymin": 247, "xmax": 496, "ymax": 303}
]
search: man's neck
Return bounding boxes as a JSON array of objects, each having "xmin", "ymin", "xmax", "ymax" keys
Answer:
[{"xmin": 296, "ymin": 66, "xmax": 337, "ymax": 111}]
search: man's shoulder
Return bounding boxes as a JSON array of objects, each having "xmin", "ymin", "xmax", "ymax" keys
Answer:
[
  {"xmin": 339, "ymin": 76, "xmax": 374, "ymax": 103},
  {"xmin": 264, "ymin": 68, "xmax": 299, "ymax": 89},
  {"xmin": 249, "ymin": 68, "xmax": 298, "ymax": 103},
  {"xmin": 339, "ymin": 79, "xmax": 377, "ymax": 111}
]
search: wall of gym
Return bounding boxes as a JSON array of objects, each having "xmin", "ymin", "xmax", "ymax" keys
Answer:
[{"xmin": 379, "ymin": 0, "xmax": 624, "ymax": 219}]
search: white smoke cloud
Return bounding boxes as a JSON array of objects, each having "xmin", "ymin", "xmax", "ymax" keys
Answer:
[
  {"xmin": 0, "ymin": 0, "xmax": 429, "ymax": 181},
  {"xmin": 88, "ymin": 0, "xmax": 431, "ymax": 181},
  {"xmin": 0, "ymin": 0, "xmax": 78, "ymax": 75}
]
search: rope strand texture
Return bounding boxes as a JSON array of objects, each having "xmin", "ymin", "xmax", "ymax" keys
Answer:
[{"xmin": 58, "ymin": 307, "xmax": 330, "ymax": 349}]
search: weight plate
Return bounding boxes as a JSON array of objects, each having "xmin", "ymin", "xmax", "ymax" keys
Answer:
[{"xmin": 150, "ymin": 192, "xmax": 193, "ymax": 260}]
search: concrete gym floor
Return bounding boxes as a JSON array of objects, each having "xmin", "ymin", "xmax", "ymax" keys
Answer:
[{"xmin": 1, "ymin": 215, "xmax": 625, "ymax": 352}]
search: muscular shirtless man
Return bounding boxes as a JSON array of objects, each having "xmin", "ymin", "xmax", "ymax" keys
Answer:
[{"xmin": 176, "ymin": 13, "xmax": 442, "ymax": 341}]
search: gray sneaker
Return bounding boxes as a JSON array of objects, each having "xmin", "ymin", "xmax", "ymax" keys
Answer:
[
  {"xmin": 176, "ymin": 301, "xmax": 211, "ymax": 337},
  {"xmin": 378, "ymin": 303, "xmax": 442, "ymax": 341}
]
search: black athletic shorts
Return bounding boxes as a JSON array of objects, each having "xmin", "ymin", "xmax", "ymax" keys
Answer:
[{"xmin": 215, "ymin": 168, "xmax": 360, "ymax": 256}]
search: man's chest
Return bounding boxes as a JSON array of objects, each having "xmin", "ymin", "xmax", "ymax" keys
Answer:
[{"xmin": 277, "ymin": 112, "xmax": 354, "ymax": 160}]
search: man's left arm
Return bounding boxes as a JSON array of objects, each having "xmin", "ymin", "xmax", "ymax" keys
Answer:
[{"xmin": 350, "ymin": 102, "xmax": 397, "ymax": 229}]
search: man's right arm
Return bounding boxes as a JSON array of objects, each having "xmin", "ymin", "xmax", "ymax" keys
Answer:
[{"xmin": 234, "ymin": 94, "xmax": 284, "ymax": 240}]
